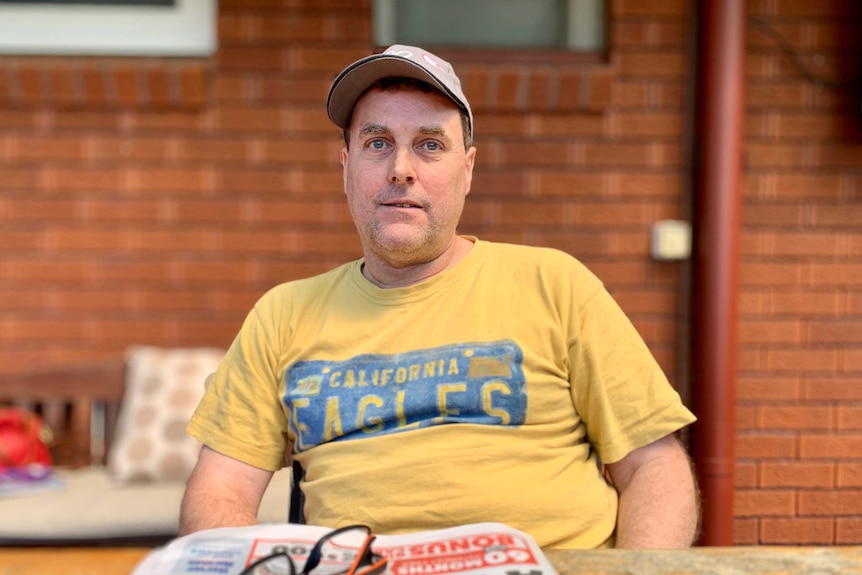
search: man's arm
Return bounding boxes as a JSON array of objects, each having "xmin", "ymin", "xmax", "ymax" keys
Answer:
[
  {"xmin": 605, "ymin": 433, "xmax": 700, "ymax": 548},
  {"xmin": 179, "ymin": 445, "xmax": 274, "ymax": 535}
]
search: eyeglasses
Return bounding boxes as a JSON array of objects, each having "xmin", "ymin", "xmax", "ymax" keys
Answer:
[{"xmin": 239, "ymin": 525, "xmax": 387, "ymax": 575}]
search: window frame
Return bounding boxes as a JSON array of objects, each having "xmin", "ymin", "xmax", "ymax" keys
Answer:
[
  {"xmin": 0, "ymin": 0, "xmax": 216, "ymax": 57},
  {"xmin": 372, "ymin": 0, "xmax": 608, "ymax": 61}
]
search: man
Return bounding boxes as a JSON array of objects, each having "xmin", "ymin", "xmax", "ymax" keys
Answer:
[{"xmin": 180, "ymin": 45, "xmax": 699, "ymax": 549}]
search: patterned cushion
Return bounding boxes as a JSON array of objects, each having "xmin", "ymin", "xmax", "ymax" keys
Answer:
[{"xmin": 107, "ymin": 346, "xmax": 224, "ymax": 483}]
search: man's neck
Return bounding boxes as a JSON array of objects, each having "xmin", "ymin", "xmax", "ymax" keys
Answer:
[{"xmin": 361, "ymin": 236, "xmax": 474, "ymax": 288}]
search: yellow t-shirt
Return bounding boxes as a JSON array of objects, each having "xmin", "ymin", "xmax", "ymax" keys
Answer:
[{"xmin": 187, "ymin": 238, "xmax": 696, "ymax": 549}]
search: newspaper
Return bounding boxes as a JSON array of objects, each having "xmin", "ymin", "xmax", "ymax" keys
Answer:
[{"xmin": 131, "ymin": 522, "xmax": 558, "ymax": 575}]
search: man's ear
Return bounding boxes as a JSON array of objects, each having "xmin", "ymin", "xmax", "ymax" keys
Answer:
[
  {"xmin": 341, "ymin": 146, "xmax": 349, "ymax": 191},
  {"xmin": 464, "ymin": 146, "xmax": 477, "ymax": 196}
]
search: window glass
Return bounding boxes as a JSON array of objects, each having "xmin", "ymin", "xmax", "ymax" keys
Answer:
[
  {"xmin": 0, "ymin": 0, "xmax": 215, "ymax": 56},
  {"xmin": 374, "ymin": 0, "xmax": 606, "ymax": 52}
]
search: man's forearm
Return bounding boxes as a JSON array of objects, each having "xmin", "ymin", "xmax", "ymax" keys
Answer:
[
  {"xmin": 609, "ymin": 435, "xmax": 700, "ymax": 548},
  {"xmin": 178, "ymin": 446, "xmax": 274, "ymax": 536},
  {"xmin": 614, "ymin": 470, "xmax": 699, "ymax": 547},
  {"xmin": 179, "ymin": 486, "xmax": 260, "ymax": 535}
]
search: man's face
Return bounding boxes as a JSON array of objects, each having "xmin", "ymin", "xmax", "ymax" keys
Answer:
[{"xmin": 341, "ymin": 85, "xmax": 476, "ymax": 269}]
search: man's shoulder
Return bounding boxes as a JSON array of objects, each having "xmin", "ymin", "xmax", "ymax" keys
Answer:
[
  {"xmin": 481, "ymin": 239, "xmax": 582, "ymax": 268},
  {"xmin": 479, "ymin": 239, "xmax": 602, "ymax": 291}
]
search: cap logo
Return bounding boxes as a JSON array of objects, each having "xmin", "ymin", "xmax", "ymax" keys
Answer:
[
  {"xmin": 384, "ymin": 48, "xmax": 445, "ymax": 73},
  {"xmin": 384, "ymin": 48, "xmax": 413, "ymax": 57},
  {"xmin": 421, "ymin": 53, "xmax": 445, "ymax": 71}
]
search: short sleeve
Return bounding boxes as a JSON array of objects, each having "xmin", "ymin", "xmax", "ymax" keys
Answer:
[
  {"xmin": 569, "ymin": 287, "xmax": 696, "ymax": 464},
  {"xmin": 186, "ymin": 290, "xmax": 291, "ymax": 472}
]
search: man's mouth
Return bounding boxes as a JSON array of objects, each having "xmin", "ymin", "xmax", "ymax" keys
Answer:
[{"xmin": 381, "ymin": 200, "xmax": 421, "ymax": 209}]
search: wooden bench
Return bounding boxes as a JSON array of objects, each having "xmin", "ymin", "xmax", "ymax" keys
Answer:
[
  {"xmin": 0, "ymin": 360, "xmax": 293, "ymax": 546},
  {"xmin": 0, "ymin": 361, "xmax": 127, "ymax": 468}
]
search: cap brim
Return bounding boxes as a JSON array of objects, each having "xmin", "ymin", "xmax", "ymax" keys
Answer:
[{"xmin": 327, "ymin": 55, "xmax": 462, "ymax": 131}]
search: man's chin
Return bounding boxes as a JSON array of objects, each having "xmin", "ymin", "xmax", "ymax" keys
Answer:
[
  {"xmin": 369, "ymin": 227, "xmax": 427, "ymax": 251},
  {"xmin": 366, "ymin": 232, "xmax": 438, "ymax": 263}
]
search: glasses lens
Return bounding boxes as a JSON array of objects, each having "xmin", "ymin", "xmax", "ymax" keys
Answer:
[
  {"xmin": 303, "ymin": 526, "xmax": 373, "ymax": 575},
  {"xmin": 241, "ymin": 550, "xmax": 296, "ymax": 575}
]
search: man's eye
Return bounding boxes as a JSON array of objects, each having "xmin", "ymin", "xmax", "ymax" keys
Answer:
[
  {"xmin": 368, "ymin": 139, "xmax": 387, "ymax": 150},
  {"xmin": 421, "ymin": 141, "xmax": 440, "ymax": 151}
]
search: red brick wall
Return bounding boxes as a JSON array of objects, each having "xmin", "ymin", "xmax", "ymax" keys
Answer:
[
  {"xmin": 0, "ymin": 0, "xmax": 859, "ymax": 546},
  {"xmin": 0, "ymin": 2, "xmax": 370, "ymax": 371},
  {"xmin": 736, "ymin": 0, "xmax": 862, "ymax": 546}
]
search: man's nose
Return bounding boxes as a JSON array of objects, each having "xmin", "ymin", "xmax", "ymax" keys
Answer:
[{"xmin": 388, "ymin": 147, "xmax": 416, "ymax": 185}]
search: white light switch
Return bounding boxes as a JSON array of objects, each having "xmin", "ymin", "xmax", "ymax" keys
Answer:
[{"xmin": 651, "ymin": 220, "xmax": 692, "ymax": 261}]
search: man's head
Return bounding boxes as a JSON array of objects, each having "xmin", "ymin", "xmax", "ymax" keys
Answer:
[
  {"xmin": 327, "ymin": 45, "xmax": 473, "ymax": 149},
  {"xmin": 328, "ymin": 46, "xmax": 477, "ymax": 280}
]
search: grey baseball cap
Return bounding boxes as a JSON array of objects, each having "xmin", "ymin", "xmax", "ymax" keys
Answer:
[{"xmin": 326, "ymin": 44, "xmax": 473, "ymax": 138}]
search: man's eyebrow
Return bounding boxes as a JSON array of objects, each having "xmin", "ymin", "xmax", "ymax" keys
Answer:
[
  {"xmin": 419, "ymin": 125, "xmax": 453, "ymax": 145},
  {"xmin": 357, "ymin": 123, "xmax": 454, "ymax": 145},
  {"xmin": 358, "ymin": 123, "xmax": 388, "ymax": 138}
]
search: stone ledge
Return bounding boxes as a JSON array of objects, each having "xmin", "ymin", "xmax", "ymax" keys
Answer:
[{"xmin": 546, "ymin": 546, "xmax": 862, "ymax": 575}]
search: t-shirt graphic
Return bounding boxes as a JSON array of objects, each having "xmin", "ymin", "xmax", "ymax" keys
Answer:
[{"xmin": 284, "ymin": 340, "xmax": 527, "ymax": 451}]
